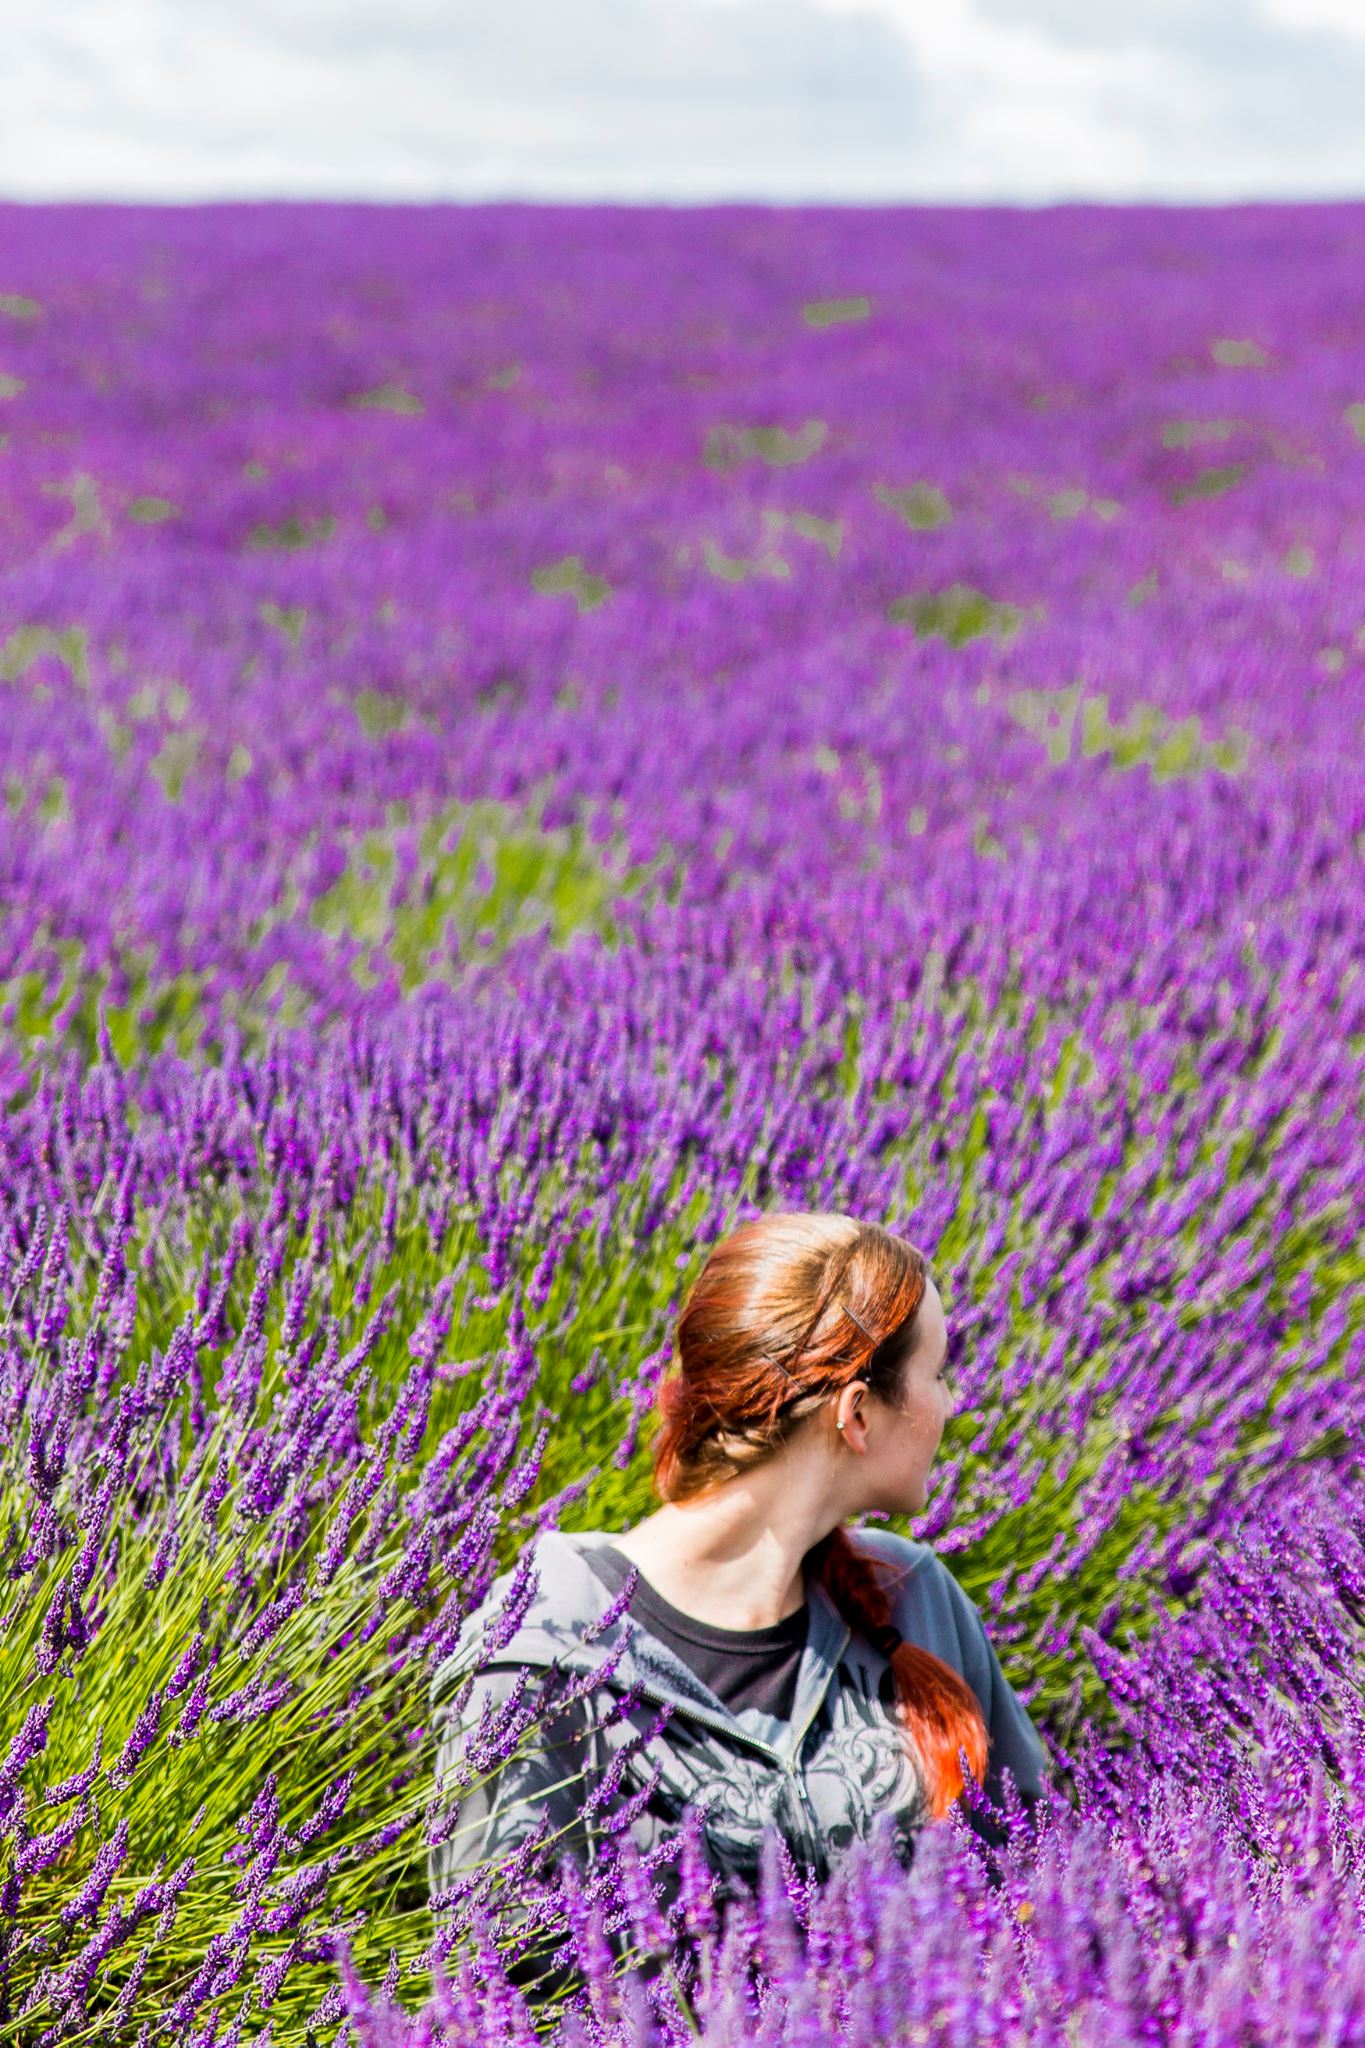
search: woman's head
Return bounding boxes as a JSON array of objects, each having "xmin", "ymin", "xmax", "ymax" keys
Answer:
[
  {"xmin": 653, "ymin": 1211, "xmax": 953, "ymax": 1520},
  {"xmin": 651, "ymin": 1210, "xmax": 988, "ymax": 1821}
]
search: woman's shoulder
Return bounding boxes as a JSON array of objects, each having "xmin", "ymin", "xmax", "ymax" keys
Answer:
[
  {"xmin": 844, "ymin": 1522, "xmax": 939, "ymax": 1588},
  {"xmin": 429, "ymin": 1526, "xmax": 614, "ymax": 1703},
  {"xmin": 845, "ymin": 1527, "xmax": 987, "ymax": 1652}
]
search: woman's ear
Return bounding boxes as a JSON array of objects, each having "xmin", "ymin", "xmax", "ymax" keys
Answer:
[{"xmin": 834, "ymin": 1379, "xmax": 871, "ymax": 1448}]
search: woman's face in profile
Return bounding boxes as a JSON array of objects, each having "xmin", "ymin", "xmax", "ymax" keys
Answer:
[{"xmin": 852, "ymin": 1279, "xmax": 956, "ymax": 1518}]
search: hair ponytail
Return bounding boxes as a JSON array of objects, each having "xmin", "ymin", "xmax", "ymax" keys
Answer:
[
  {"xmin": 650, "ymin": 1210, "xmax": 989, "ymax": 1823},
  {"xmin": 807, "ymin": 1524, "xmax": 987, "ymax": 1820}
]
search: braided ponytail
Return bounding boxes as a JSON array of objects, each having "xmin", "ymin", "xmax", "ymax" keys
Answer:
[
  {"xmin": 650, "ymin": 1211, "xmax": 989, "ymax": 1823},
  {"xmin": 807, "ymin": 1524, "xmax": 987, "ymax": 1820}
]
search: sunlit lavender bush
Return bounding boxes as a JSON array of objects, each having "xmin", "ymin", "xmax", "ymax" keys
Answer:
[{"xmin": 0, "ymin": 200, "xmax": 1361, "ymax": 2043}]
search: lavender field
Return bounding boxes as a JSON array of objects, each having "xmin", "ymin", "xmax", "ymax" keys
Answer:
[{"xmin": 0, "ymin": 200, "xmax": 1362, "ymax": 2044}]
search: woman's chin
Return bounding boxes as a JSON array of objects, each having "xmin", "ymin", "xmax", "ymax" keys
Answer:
[{"xmin": 869, "ymin": 1478, "xmax": 928, "ymax": 1519}]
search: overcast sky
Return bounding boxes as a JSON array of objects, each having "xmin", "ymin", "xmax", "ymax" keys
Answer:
[{"xmin": 4, "ymin": 0, "xmax": 1365, "ymax": 203}]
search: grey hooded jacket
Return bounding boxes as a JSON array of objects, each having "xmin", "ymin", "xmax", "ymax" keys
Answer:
[{"xmin": 429, "ymin": 1524, "xmax": 1047, "ymax": 1979}]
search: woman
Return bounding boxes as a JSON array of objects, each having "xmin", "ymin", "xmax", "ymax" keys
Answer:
[{"xmin": 428, "ymin": 1212, "xmax": 1048, "ymax": 1993}]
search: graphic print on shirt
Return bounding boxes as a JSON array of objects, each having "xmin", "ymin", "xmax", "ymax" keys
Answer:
[
  {"xmin": 799, "ymin": 1658, "xmax": 927, "ymax": 1860},
  {"xmin": 620, "ymin": 1712, "xmax": 796, "ymax": 1881},
  {"xmin": 600, "ymin": 1653, "xmax": 927, "ymax": 1885}
]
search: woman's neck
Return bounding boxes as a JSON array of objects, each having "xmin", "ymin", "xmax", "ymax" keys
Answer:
[{"xmin": 610, "ymin": 1483, "xmax": 841, "ymax": 1629}]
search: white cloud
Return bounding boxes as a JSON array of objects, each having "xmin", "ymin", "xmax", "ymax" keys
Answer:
[
  {"xmin": 1258, "ymin": 0, "xmax": 1365, "ymax": 34},
  {"xmin": 819, "ymin": 0, "xmax": 1197, "ymax": 196},
  {"xmin": 1, "ymin": 0, "xmax": 929, "ymax": 200},
  {"xmin": 815, "ymin": 0, "xmax": 1365, "ymax": 196},
  {"xmin": 1, "ymin": 0, "xmax": 1363, "ymax": 201}
]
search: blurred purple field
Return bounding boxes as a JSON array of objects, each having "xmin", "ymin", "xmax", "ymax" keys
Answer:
[{"xmin": 0, "ymin": 202, "xmax": 1361, "ymax": 2044}]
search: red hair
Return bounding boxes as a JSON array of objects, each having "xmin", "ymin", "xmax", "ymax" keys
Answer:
[{"xmin": 651, "ymin": 1211, "xmax": 988, "ymax": 1823}]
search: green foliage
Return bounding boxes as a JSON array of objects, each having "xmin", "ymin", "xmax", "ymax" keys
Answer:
[
  {"xmin": 1210, "ymin": 337, "xmax": 1270, "ymax": 368},
  {"xmin": 802, "ymin": 297, "xmax": 872, "ymax": 328},
  {"xmin": 348, "ymin": 383, "xmax": 425, "ymax": 414},
  {"xmin": 887, "ymin": 584, "xmax": 1025, "ymax": 646},
  {"xmin": 530, "ymin": 555, "xmax": 611, "ymax": 611},
  {"xmin": 763, "ymin": 508, "xmax": 844, "ymax": 559},
  {"xmin": 703, "ymin": 420, "xmax": 828, "ymax": 471},
  {"xmin": 1004, "ymin": 477, "xmax": 1121, "ymax": 522},
  {"xmin": 0, "ymin": 624, "xmax": 90, "ymax": 691},
  {"xmin": 247, "ymin": 516, "xmax": 338, "ymax": 552},
  {"xmin": 0, "ymin": 1115, "xmax": 763, "ymax": 2038},
  {"xmin": 0, "ymin": 790, "xmax": 679, "ymax": 1089},
  {"xmin": 307, "ymin": 793, "xmax": 677, "ymax": 990},
  {"xmin": 0, "ymin": 1185, "xmax": 503, "ymax": 2041},
  {"xmin": 353, "ymin": 688, "xmax": 412, "ymax": 736},
  {"xmin": 1006, "ymin": 684, "xmax": 1252, "ymax": 778},
  {"xmin": 873, "ymin": 481, "xmax": 953, "ymax": 531},
  {"xmin": 259, "ymin": 601, "xmax": 309, "ymax": 646},
  {"xmin": 0, "ymin": 797, "xmax": 676, "ymax": 1086},
  {"xmin": 149, "ymin": 727, "xmax": 201, "ymax": 802},
  {"xmin": 0, "ymin": 937, "xmax": 232, "ymax": 1082},
  {"xmin": 127, "ymin": 496, "xmax": 181, "ymax": 523},
  {"xmin": 1170, "ymin": 463, "xmax": 1246, "ymax": 505},
  {"xmin": 701, "ymin": 538, "xmax": 791, "ymax": 584},
  {"xmin": 1160, "ymin": 418, "xmax": 1247, "ymax": 449}
]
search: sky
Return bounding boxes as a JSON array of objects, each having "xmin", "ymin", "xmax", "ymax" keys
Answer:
[{"xmin": 3, "ymin": 0, "xmax": 1365, "ymax": 204}]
